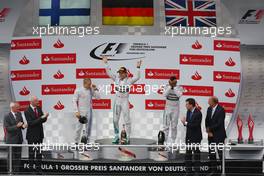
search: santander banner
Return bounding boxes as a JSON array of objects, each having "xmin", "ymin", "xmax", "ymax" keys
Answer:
[{"xmin": 9, "ymin": 35, "xmax": 241, "ymax": 141}]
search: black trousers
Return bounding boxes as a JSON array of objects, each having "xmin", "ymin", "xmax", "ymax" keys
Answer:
[
  {"xmin": 185, "ymin": 142, "xmax": 201, "ymax": 174},
  {"xmin": 28, "ymin": 140, "xmax": 43, "ymax": 171},
  {"xmin": 9, "ymin": 146, "xmax": 22, "ymax": 173},
  {"xmin": 208, "ymin": 137, "xmax": 224, "ymax": 173}
]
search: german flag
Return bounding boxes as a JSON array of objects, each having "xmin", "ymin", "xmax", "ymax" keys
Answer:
[{"xmin": 102, "ymin": 0, "xmax": 154, "ymax": 26}]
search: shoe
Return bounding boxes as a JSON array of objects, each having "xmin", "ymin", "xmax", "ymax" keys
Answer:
[{"xmin": 112, "ymin": 136, "xmax": 119, "ymax": 144}]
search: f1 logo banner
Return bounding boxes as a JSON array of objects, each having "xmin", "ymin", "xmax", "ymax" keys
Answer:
[
  {"xmin": 9, "ymin": 35, "xmax": 241, "ymax": 143},
  {"xmin": 239, "ymin": 9, "xmax": 264, "ymax": 24}
]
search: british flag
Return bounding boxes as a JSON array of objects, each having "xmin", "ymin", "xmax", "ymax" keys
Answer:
[{"xmin": 165, "ymin": 0, "xmax": 217, "ymax": 27}]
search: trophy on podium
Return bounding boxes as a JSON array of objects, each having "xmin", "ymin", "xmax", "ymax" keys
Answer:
[
  {"xmin": 236, "ymin": 115, "xmax": 243, "ymax": 144},
  {"xmin": 120, "ymin": 124, "xmax": 127, "ymax": 145},
  {"xmin": 248, "ymin": 114, "xmax": 255, "ymax": 144}
]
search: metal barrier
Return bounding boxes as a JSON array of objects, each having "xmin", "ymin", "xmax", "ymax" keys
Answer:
[{"xmin": 0, "ymin": 143, "xmax": 263, "ymax": 175}]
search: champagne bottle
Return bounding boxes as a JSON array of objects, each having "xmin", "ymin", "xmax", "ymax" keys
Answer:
[
  {"xmin": 81, "ymin": 129, "xmax": 87, "ymax": 144},
  {"xmin": 120, "ymin": 124, "xmax": 127, "ymax": 145},
  {"xmin": 158, "ymin": 130, "xmax": 165, "ymax": 151}
]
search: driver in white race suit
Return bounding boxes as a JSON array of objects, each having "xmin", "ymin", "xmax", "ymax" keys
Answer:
[
  {"xmin": 163, "ymin": 76, "xmax": 184, "ymax": 144},
  {"xmin": 73, "ymin": 78, "xmax": 100, "ymax": 144},
  {"xmin": 103, "ymin": 56, "xmax": 142, "ymax": 144}
]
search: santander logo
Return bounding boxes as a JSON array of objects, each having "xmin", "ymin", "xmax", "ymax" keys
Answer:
[
  {"xmin": 215, "ymin": 73, "xmax": 222, "ymax": 79},
  {"xmin": 19, "ymin": 86, "xmax": 30, "ymax": 96},
  {"xmin": 215, "ymin": 42, "xmax": 223, "ymax": 48},
  {"xmin": 214, "ymin": 71, "xmax": 240, "ymax": 83},
  {"xmin": 225, "ymin": 57, "xmax": 236, "ymax": 67},
  {"xmin": 76, "ymin": 68, "xmax": 109, "ymax": 79},
  {"xmin": 147, "ymin": 101, "xmax": 154, "ymax": 108},
  {"xmin": 145, "ymin": 100, "xmax": 165, "ymax": 110},
  {"xmin": 192, "ymin": 40, "xmax": 202, "ymax": 49},
  {"xmin": 0, "ymin": 8, "xmax": 10, "ymax": 22},
  {"xmin": 11, "ymin": 39, "xmax": 42, "ymax": 50},
  {"xmin": 53, "ymin": 70, "xmax": 64, "ymax": 79},
  {"xmin": 147, "ymin": 71, "xmax": 154, "ymax": 77},
  {"xmin": 127, "ymin": 70, "xmax": 133, "ymax": 78},
  {"xmin": 54, "ymin": 101, "xmax": 64, "ymax": 110},
  {"xmin": 43, "ymin": 87, "xmax": 50, "ymax": 93},
  {"xmin": 42, "ymin": 84, "xmax": 76, "ymax": 95},
  {"xmin": 157, "ymin": 86, "xmax": 165, "ymax": 94},
  {"xmin": 145, "ymin": 69, "xmax": 179, "ymax": 79},
  {"xmin": 195, "ymin": 103, "xmax": 202, "ymax": 110},
  {"xmin": 53, "ymin": 39, "xmax": 64, "ymax": 48},
  {"xmin": 129, "ymin": 102, "xmax": 134, "ymax": 109},
  {"xmin": 191, "ymin": 71, "xmax": 202, "ymax": 80},
  {"xmin": 92, "ymin": 99, "xmax": 111, "ymax": 109},
  {"xmin": 10, "ymin": 73, "xmax": 16, "ymax": 79},
  {"xmin": 181, "ymin": 56, "xmax": 189, "ymax": 63},
  {"xmin": 214, "ymin": 40, "xmax": 240, "ymax": 51},
  {"xmin": 225, "ymin": 88, "xmax": 235, "ymax": 98},
  {"xmin": 180, "ymin": 54, "xmax": 214, "ymax": 66},
  {"xmin": 10, "ymin": 70, "xmax": 42, "ymax": 81},
  {"xmin": 219, "ymin": 102, "xmax": 236, "ymax": 113},
  {"xmin": 78, "ymin": 70, "xmax": 85, "ymax": 77},
  {"xmin": 19, "ymin": 56, "xmax": 30, "ymax": 65},
  {"xmin": 41, "ymin": 53, "xmax": 76, "ymax": 64}
]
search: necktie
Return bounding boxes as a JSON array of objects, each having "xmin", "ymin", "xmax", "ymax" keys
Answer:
[
  {"xmin": 13, "ymin": 113, "xmax": 17, "ymax": 120},
  {"xmin": 34, "ymin": 108, "xmax": 38, "ymax": 118},
  {"xmin": 189, "ymin": 111, "xmax": 193, "ymax": 121}
]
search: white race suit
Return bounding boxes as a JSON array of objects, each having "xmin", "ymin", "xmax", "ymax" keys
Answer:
[
  {"xmin": 73, "ymin": 87, "xmax": 100, "ymax": 143},
  {"xmin": 163, "ymin": 85, "xmax": 184, "ymax": 143},
  {"xmin": 105, "ymin": 63, "xmax": 140, "ymax": 139}
]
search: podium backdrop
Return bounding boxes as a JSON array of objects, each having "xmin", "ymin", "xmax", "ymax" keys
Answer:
[{"xmin": 9, "ymin": 35, "xmax": 241, "ymax": 143}]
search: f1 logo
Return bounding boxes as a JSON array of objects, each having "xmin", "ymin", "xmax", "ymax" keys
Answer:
[
  {"xmin": 101, "ymin": 43, "xmax": 126, "ymax": 56},
  {"xmin": 240, "ymin": 9, "xmax": 264, "ymax": 24}
]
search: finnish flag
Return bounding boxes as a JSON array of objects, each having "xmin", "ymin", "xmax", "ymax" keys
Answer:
[{"xmin": 39, "ymin": 0, "xmax": 90, "ymax": 26}]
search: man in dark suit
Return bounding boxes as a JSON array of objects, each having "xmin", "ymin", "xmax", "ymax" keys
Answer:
[
  {"xmin": 181, "ymin": 98, "xmax": 202, "ymax": 176},
  {"xmin": 24, "ymin": 96, "xmax": 49, "ymax": 171},
  {"xmin": 3, "ymin": 102, "xmax": 27, "ymax": 173},
  {"xmin": 205, "ymin": 96, "xmax": 226, "ymax": 174}
]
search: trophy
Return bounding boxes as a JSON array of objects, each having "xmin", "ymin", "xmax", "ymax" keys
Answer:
[
  {"xmin": 236, "ymin": 115, "xmax": 243, "ymax": 144},
  {"xmin": 120, "ymin": 124, "xmax": 127, "ymax": 145},
  {"xmin": 248, "ymin": 114, "xmax": 254, "ymax": 144}
]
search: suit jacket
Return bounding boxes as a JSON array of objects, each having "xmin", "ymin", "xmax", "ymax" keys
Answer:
[
  {"xmin": 205, "ymin": 105, "xmax": 227, "ymax": 143},
  {"xmin": 3, "ymin": 112, "xmax": 24, "ymax": 144},
  {"xmin": 185, "ymin": 108, "xmax": 203, "ymax": 143},
  {"xmin": 24, "ymin": 106, "xmax": 46, "ymax": 143}
]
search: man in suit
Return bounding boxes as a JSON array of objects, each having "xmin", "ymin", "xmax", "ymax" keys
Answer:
[
  {"xmin": 205, "ymin": 96, "xmax": 226, "ymax": 174},
  {"xmin": 181, "ymin": 98, "xmax": 202, "ymax": 176},
  {"xmin": 3, "ymin": 102, "xmax": 27, "ymax": 173},
  {"xmin": 24, "ymin": 96, "xmax": 49, "ymax": 171}
]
